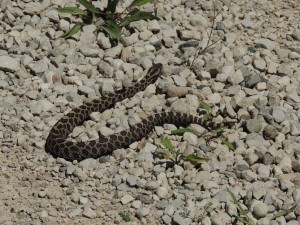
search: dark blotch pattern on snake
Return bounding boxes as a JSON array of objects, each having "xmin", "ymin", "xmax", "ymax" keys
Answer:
[{"xmin": 45, "ymin": 64, "xmax": 219, "ymax": 161}]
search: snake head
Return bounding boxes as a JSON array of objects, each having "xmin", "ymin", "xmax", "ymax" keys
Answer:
[{"xmin": 146, "ymin": 63, "xmax": 163, "ymax": 84}]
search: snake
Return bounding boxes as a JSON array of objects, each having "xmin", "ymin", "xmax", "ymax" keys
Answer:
[{"xmin": 45, "ymin": 63, "xmax": 219, "ymax": 161}]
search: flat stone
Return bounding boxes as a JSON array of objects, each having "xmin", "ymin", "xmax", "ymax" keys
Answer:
[
  {"xmin": 255, "ymin": 38, "xmax": 275, "ymax": 50},
  {"xmin": 291, "ymin": 29, "xmax": 300, "ymax": 41},
  {"xmin": 121, "ymin": 195, "xmax": 134, "ymax": 205},
  {"xmin": 69, "ymin": 208, "xmax": 82, "ymax": 218},
  {"xmin": 0, "ymin": 55, "xmax": 20, "ymax": 72},
  {"xmin": 156, "ymin": 187, "xmax": 168, "ymax": 199},
  {"xmin": 253, "ymin": 59, "xmax": 266, "ymax": 72},
  {"xmin": 82, "ymin": 207, "xmax": 96, "ymax": 219},
  {"xmin": 31, "ymin": 59, "xmax": 48, "ymax": 74}
]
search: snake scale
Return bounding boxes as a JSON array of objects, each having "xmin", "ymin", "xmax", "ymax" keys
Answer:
[{"xmin": 45, "ymin": 64, "xmax": 219, "ymax": 161}]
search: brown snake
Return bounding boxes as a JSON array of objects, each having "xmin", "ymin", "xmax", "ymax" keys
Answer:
[{"xmin": 45, "ymin": 64, "xmax": 218, "ymax": 161}]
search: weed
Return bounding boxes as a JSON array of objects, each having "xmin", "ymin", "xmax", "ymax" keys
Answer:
[
  {"xmin": 226, "ymin": 188, "xmax": 256, "ymax": 225},
  {"xmin": 196, "ymin": 202, "xmax": 213, "ymax": 223},
  {"xmin": 271, "ymin": 204, "xmax": 297, "ymax": 220},
  {"xmin": 157, "ymin": 136, "xmax": 210, "ymax": 166},
  {"xmin": 157, "ymin": 103, "xmax": 234, "ymax": 166},
  {"xmin": 57, "ymin": 0, "xmax": 158, "ymax": 41},
  {"xmin": 180, "ymin": 207, "xmax": 192, "ymax": 219},
  {"xmin": 189, "ymin": 2, "xmax": 222, "ymax": 70},
  {"xmin": 119, "ymin": 212, "xmax": 131, "ymax": 222}
]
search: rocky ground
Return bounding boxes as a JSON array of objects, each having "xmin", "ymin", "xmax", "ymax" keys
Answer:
[{"xmin": 0, "ymin": 0, "xmax": 300, "ymax": 224}]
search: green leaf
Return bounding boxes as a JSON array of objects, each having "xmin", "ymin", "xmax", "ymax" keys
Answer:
[
  {"xmin": 100, "ymin": 20, "xmax": 122, "ymax": 40},
  {"xmin": 214, "ymin": 126, "xmax": 227, "ymax": 134},
  {"xmin": 200, "ymin": 102, "xmax": 211, "ymax": 114},
  {"xmin": 130, "ymin": 0, "xmax": 153, "ymax": 7},
  {"xmin": 156, "ymin": 151, "xmax": 171, "ymax": 160},
  {"xmin": 226, "ymin": 188, "xmax": 248, "ymax": 215},
  {"xmin": 182, "ymin": 154, "xmax": 209, "ymax": 164},
  {"xmin": 160, "ymin": 138, "xmax": 173, "ymax": 152},
  {"xmin": 76, "ymin": 0, "xmax": 98, "ymax": 13},
  {"xmin": 56, "ymin": 7, "xmax": 87, "ymax": 15},
  {"xmin": 222, "ymin": 140, "xmax": 235, "ymax": 150},
  {"xmin": 202, "ymin": 114, "xmax": 209, "ymax": 121},
  {"xmin": 171, "ymin": 128, "xmax": 193, "ymax": 136},
  {"xmin": 119, "ymin": 11, "xmax": 158, "ymax": 27},
  {"xmin": 63, "ymin": 22, "xmax": 83, "ymax": 38},
  {"xmin": 107, "ymin": 0, "xmax": 119, "ymax": 13},
  {"xmin": 272, "ymin": 205, "xmax": 297, "ymax": 220},
  {"xmin": 226, "ymin": 188, "xmax": 256, "ymax": 225},
  {"xmin": 119, "ymin": 212, "xmax": 131, "ymax": 222}
]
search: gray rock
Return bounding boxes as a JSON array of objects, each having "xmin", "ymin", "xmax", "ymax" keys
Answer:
[
  {"xmin": 82, "ymin": 207, "xmax": 96, "ymax": 218},
  {"xmin": 214, "ymin": 190, "xmax": 232, "ymax": 202},
  {"xmin": 190, "ymin": 14, "xmax": 208, "ymax": 27},
  {"xmin": 105, "ymin": 44, "xmax": 122, "ymax": 58},
  {"xmin": 211, "ymin": 212, "xmax": 231, "ymax": 225},
  {"xmin": 242, "ymin": 68, "xmax": 266, "ymax": 89},
  {"xmin": 79, "ymin": 158, "xmax": 100, "ymax": 171},
  {"xmin": 255, "ymin": 38, "xmax": 275, "ymax": 50},
  {"xmin": 227, "ymin": 69, "xmax": 244, "ymax": 84},
  {"xmin": 61, "ymin": 178, "xmax": 72, "ymax": 187},
  {"xmin": 79, "ymin": 196, "xmax": 88, "ymax": 205},
  {"xmin": 127, "ymin": 175, "xmax": 136, "ymax": 186},
  {"xmin": 253, "ymin": 202, "xmax": 269, "ymax": 218},
  {"xmin": 272, "ymin": 107, "xmax": 286, "ymax": 123},
  {"xmin": 120, "ymin": 33, "xmax": 139, "ymax": 46},
  {"xmin": 241, "ymin": 19, "xmax": 255, "ymax": 29},
  {"xmin": 257, "ymin": 164, "xmax": 270, "ymax": 179},
  {"xmin": 31, "ymin": 59, "xmax": 48, "ymax": 74},
  {"xmin": 288, "ymin": 51, "xmax": 300, "ymax": 59},
  {"xmin": 45, "ymin": 9, "xmax": 59, "ymax": 22},
  {"xmin": 253, "ymin": 59, "xmax": 266, "ymax": 72},
  {"xmin": 69, "ymin": 207, "xmax": 82, "ymax": 218},
  {"xmin": 246, "ymin": 119, "xmax": 262, "ymax": 133},
  {"xmin": 278, "ymin": 156, "xmax": 292, "ymax": 173},
  {"xmin": 291, "ymin": 29, "xmax": 300, "ymax": 41},
  {"xmin": 25, "ymin": 90, "xmax": 39, "ymax": 100},
  {"xmin": 267, "ymin": 61, "xmax": 279, "ymax": 74},
  {"xmin": 71, "ymin": 192, "xmax": 80, "ymax": 203},
  {"xmin": 156, "ymin": 187, "xmax": 168, "ymax": 199},
  {"xmin": 121, "ymin": 195, "xmax": 134, "ymax": 205},
  {"xmin": 183, "ymin": 132, "xmax": 198, "ymax": 145},
  {"xmin": 147, "ymin": 20, "xmax": 161, "ymax": 31},
  {"xmin": 0, "ymin": 55, "xmax": 20, "ymax": 72},
  {"xmin": 277, "ymin": 63, "xmax": 292, "ymax": 76},
  {"xmin": 172, "ymin": 75, "xmax": 187, "ymax": 87},
  {"xmin": 73, "ymin": 168, "xmax": 88, "ymax": 181},
  {"xmin": 179, "ymin": 30, "xmax": 202, "ymax": 40},
  {"xmin": 136, "ymin": 207, "xmax": 150, "ymax": 219},
  {"xmin": 137, "ymin": 194, "xmax": 153, "ymax": 204}
]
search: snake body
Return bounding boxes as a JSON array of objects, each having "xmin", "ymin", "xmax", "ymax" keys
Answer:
[{"xmin": 45, "ymin": 64, "xmax": 217, "ymax": 161}]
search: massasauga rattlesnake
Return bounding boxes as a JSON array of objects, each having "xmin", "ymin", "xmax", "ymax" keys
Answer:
[{"xmin": 45, "ymin": 64, "xmax": 220, "ymax": 161}]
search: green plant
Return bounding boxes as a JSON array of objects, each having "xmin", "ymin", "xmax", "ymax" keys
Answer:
[
  {"xmin": 180, "ymin": 207, "xmax": 192, "ymax": 218},
  {"xmin": 156, "ymin": 103, "xmax": 234, "ymax": 166},
  {"xmin": 157, "ymin": 135, "xmax": 210, "ymax": 166},
  {"xmin": 271, "ymin": 204, "xmax": 297, "ymax": 220},
  {"xmin": 199, "ymin": 102, "xmax": 235, "ymax": 150},
  {"xmin": 119, "ymin": 212, "xmax": 131, "ymax": 222},
  {"xmin": 227, "ymin": 188, "xmax": 256, "ymax": 225},
  {"xmin": 190, "ymin": 3, "xmax": 222, "ymax": 69},
  {"xmin": 196, "ymin": 202, "xmax": 212, "ymax": 223},
  {"xmin": 57, "ymin": 0, "xmax": 158, "ymax": 41}
]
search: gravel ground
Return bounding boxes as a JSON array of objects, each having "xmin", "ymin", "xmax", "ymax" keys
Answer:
[{"xmin": 1, "ymin": 0, "xmax": 300, "ymax": 224}]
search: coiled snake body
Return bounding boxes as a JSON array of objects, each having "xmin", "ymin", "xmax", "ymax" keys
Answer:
[{"xmin": 46, "ymin": 64, "xmax": 217, "ymax": 161}]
